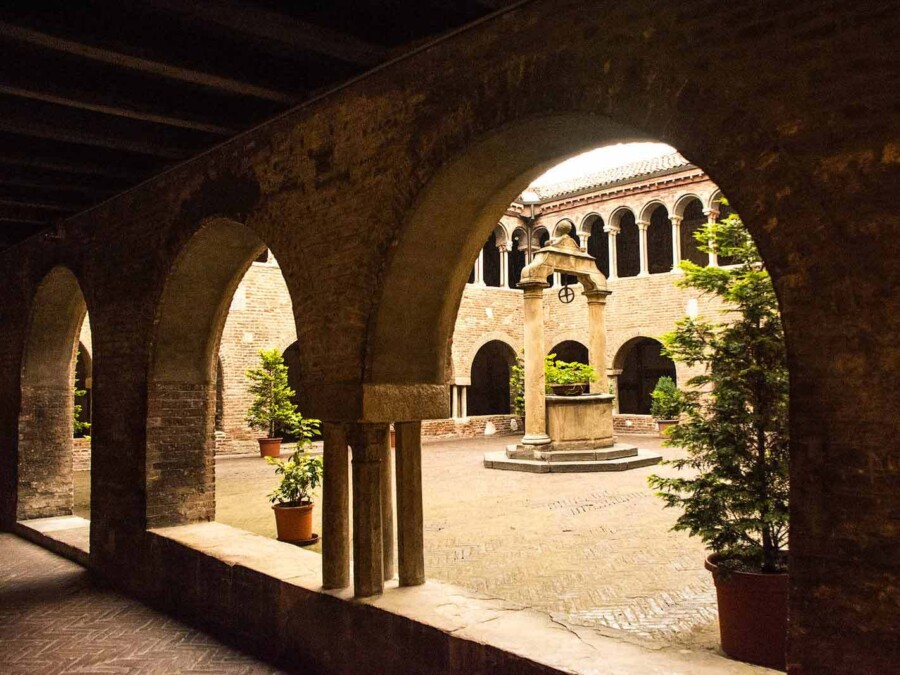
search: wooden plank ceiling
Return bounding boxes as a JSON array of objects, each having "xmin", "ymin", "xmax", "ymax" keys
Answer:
[{"xmin": 0, "ymin": 0, "xmax": 508, "ymax": 250}]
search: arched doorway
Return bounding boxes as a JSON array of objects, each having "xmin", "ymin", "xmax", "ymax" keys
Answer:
[
  {"xmin": 18, "ymin": 266, "xmax": 89, "ymax": 521},
  {"xmin": 468, "ymin": 340, "xmax": 516, "ymax": 416},
  {"xmin": 549, "ymin": 340, "xmax": 588, "ymax": 365},
  {"xmin": 147, "ymin": 218, "xmax": 277, "ymax": 527},
  {"xmin": 615, "ymin": 337, "xmax": 676, "ymax": 414}
]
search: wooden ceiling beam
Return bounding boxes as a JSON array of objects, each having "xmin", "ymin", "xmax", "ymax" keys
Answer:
[
  {"xmin": 0, "ymin": 177, "xmax": 117, "ymax": 198},
  {"xmin": 0, "ymin": 155, "xmax": 144, "ymax": 180},
  {"xmin": 145, "ymin": 0, "xmax": 387, "ymax": 67},
  {"xmin": 0, "ymin": 198, "xmax": 81, "ymax": 212},
  {"xmin": 0, "ymin": 117, "xmax": 189, "ymax": 159},
  {"xmin": 0, "ymin": 84, "xmax": 235, "ymax": 135},
  {"xmin": 0, "ymin": 22, "xmax": 294, "ymax": 103}
]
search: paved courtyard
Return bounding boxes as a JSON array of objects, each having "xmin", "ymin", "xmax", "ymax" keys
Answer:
[{"xmin": 74, "ymin": 433, "xmax": 726, "ymax": 657}]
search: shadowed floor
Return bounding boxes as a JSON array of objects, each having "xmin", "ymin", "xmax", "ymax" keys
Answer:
[{"xmin": 0, "ymin": 533, "xmax": 285, "ymax": 674}]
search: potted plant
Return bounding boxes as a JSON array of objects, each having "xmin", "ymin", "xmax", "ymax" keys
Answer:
[
  {"xmin": 267, "ymin": 450, "xmax": 323, "ymax": 544},
  {"xmin": 649, "ymin": 375, "xmax": 681, "ymax": 437},
  {"xmin": 648, "ymin": 204, "xmax": 789, "ymax": 670},
  {"xmin": 246, "ymin": 348, "xmax": 311, "ymax": 457},
  {"xmin": 545, "ymin": 354, "xmax": 597, "ymax": 396}
]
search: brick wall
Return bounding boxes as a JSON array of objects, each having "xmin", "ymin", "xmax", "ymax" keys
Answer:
[
  {"xmin": 422, "ymin": 414, "xmax": 523, "ymax": 440},
  {"xmin": 73, "ymin": 438, "xmax": 91, "ymax": 472},
  {"xmin": 612, "ymin": 414, "xmax": 657, "ymax": 435}
]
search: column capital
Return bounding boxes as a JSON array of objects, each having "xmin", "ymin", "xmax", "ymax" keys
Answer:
[
  {"xmin": 583, "ymin": 288, "xmax": 612, "ymax": 302},
  {"xmin": 669, "ymin": 215, "xmax": 683, "ymax": 225},
  {"xmin": 603, "ymin": 224, "xmax": 620, "ymax": 235},
  {"xmin": 636, "ymin": 220, "xmax": 650, "ymax": 231},
  {"xmin": 518, "ymin": 280, "xmax": 550, "ymax": 293},
  {"xmin": 703, "ymin": 208, "xmax": 720, "ymax": 219}
]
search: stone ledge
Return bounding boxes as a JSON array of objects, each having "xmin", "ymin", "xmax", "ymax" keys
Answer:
[
  {"xmin": 486, "ymin": 449, "xmax": 662, "ymax": 473},
  {"xmin": 149, "ymin": 521, "xmax": 764, "ymax": 674},
  {"xmin": 14, "ymin": 515, "xmax": 91, "ymax": 567}
]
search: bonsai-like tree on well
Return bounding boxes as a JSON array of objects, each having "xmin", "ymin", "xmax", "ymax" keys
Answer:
[
  {"xmin": 650, "ymin": 376, "xmax": 682, "ymax": 421},
  {"xmin": 246, "ymin": 348, "xmax": 319, "ymax": 441},
  {"xmin": 510, "ymin": 353, "xmax": 598, "ymax": 416},
  {"xmin": 648, "ymin": 203, "xmax": 789, "ymax": 574}
]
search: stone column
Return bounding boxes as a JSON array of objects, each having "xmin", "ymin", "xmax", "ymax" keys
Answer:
[
  {"xmin": 670, "ymin": 215, "xmax": 682, "ymax": 273},
  {"xmin": 704, "ymin": 209, "xmax": 719, "ymax": 267},
  {"xmin": 637, "ymin": 220, "xmax": 650, "ymax": 276},
  {"xmin": 580, "ymin": 232, "xmax": 590, "ymax": 253},
  {"xmin": 605, "ymin": 225, "xmax": 619, "ymax": 280},
  {"xmin": 519, "ymin": 282, "xmax": 551, "ymax": 445},
  {"xmin": 552, "ymin": 271, "xmax": 561, "ymax": 287},
  {"xmin": 395, "ymin": 421, "xmax": 425, "ymax": 586},
  {"xmin": 499, "ymin": 244, "xmax": 510, "ymax": 288},
  {"xmin": 460, "ymin": 386, "xmax": 468, "ymax": 418},
  {"xmin": 380, "ymin": 431, "xmax": 395, "ymax": 581},
  {"xmin": 476, "ymin": 248, "xmax": 486, "ymax": 285},
  {"xmin": 585, "ymin": 289, "xmax": 611, "ymax": 394},
  {"xmin": 450, "ymin": 385, "xmax": 458, "ymax": 418},
  {"xmin": 322, "ymin": 422, "xmax": 350, "ymax": 589},
  {"xmin": 348, "ymin": 423, "xmax": 386, "ymax": 598}
]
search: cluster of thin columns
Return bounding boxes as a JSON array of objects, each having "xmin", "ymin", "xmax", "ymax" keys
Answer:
[
  {"xmin": 321, "ymin": 420, "xmax": 425, "ymax": 597},
  {"xmin": 472, "ymin": 210, "xmax": 721, "ymax": 285}
]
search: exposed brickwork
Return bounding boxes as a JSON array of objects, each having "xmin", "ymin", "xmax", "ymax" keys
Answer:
[
  {"xmin": 612, "ymin": 415, "xmax": 657, "ymax": 436},
  {"xmin": 73, "ymin": 438, "xmax": 91, "ymax": 472},
  {"xmin": 0, "ymin": 2, "xmax": 896, "ymax": 673},
  {"xmin": 146, "ymin": 382, "xmax": 216, "ymax": 528},
  {"xmin": 17, "ymin": 385, "xmax": 73, "ymax": 520},
  {"xmin": 422, "ymin": 414, "xmax": 523, "ymax": 440}
]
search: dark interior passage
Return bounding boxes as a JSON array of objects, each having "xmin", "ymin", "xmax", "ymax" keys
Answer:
[
  {"xmin": 468, "ymin": 340, "xmax": 516, "ymax": 415},
  {"xmin": 616, "ymin": 337, "xmax": 676, "ymax": 414}
]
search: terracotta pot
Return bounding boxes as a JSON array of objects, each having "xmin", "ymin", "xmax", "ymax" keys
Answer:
[
  {"xmin": 656, "ymin": 419, "xmax": 677, "ymax": 438},
  {"xmin": 273, "ymin": 502, "xmax": 314, "ymax": 542},
  {"xmin": 706, "ymin": 554, "xmax": 788, "ymax": 670},
  {"xmin": 258, "ymin": 437, "xmax": 282, "ymax": 458},
  {"xmin": 550, "ymin": 383, "xmax": 586, "ymax": 396}
]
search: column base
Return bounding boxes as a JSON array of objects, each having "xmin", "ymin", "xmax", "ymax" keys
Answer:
[{"xmin": 520, "ymin": 433, "xmax": 552, "ymax": 446}]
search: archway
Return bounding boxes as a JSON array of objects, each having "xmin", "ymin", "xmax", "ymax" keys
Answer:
[
  {"xmin": 614, "ymin": 337, "xmax": 676, "ymax": 415},
  {"xmin": 583, "ymin": 215, "xmax": 609, "ymax": 277},
  {"xmin": 645, "ymin": 203, "xmax": 673, "ymax": 274},
  {"xmin": 18, "ymin": 266, "xmax": 88, "ymax": 521},
  {"xmin": 549, "ymin": 340, "xmax": 588, "ymax": 365},
  {"xmin": 468, "ymin": 340, "xmax": 516, "ymax": 415},
  {"xmin": 147, "ymin": 218, "xmax": 271, "ymax": 527},
  {"xmin": 679, "ymin": 198, "xmax": 707, "ymax": 267},
  {"xmin": 615, "ymin": 210, "xmax": 640, "ymax": 278}
]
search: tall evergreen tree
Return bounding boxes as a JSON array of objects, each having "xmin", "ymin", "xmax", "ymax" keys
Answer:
[{"xmin": 649, "ymin": 204, "xmax": 789, "ymax": 573}]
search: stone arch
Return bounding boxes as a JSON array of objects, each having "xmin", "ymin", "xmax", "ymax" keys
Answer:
[
  {"xmin": 613, "ymin": 337, "xmax": 676, "ymax": 415},
  {"xmin": 462, "ymin": 332, "xmax": 521, "ymax": 379},
  {"xmin": 680, "ymin": 196, "xmax": 708, "ymax": 266},
  {"xmin": 638, "ymin": 199, "xmax": 669, "ymax": 225},
  {"xmin": 613, "ymin": 208, "xmax": 640, "ymax": 277},
  {"xmin": 707, "ymin": 188, "xmax": 725, "ymax": 213},
  {"xmin": 581, "ymin": 213, "xmax": 609, "ymax": 277},
  {"xmin": 468, "ymin": 339, "xmax": 518, "ymax": 416},
  {"xmin": 673, "ymin": 192, "xmax": 704, "ymax": 218},
  {"xmin": 645, "ymin": 202, "xmax": 673, "ymax": 274},
  {"xmin": 147, "ymin": 217, "xmax": 270, "ymax": 527},
  {"xmin": 18, "ymin": 266, "xmax": 88, "ymax": 520}
]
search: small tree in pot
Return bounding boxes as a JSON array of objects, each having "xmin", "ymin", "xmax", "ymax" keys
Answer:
[
  {"xmin": 649, "ymin": 376, "xmax": 681, "ymax": 437},
  {"xmin": 245, "ymin": 348, "xmax": 313, "ymax": 457},
  {"xmin": 648, "ymin": 204, "xmax": 789, "ymax": 670},
  {"xmin": 267, "ymin": 450, "xmax": 323, "ymax": 544},
  {"xmin": 546, "ymin": 355, "xmax": 597, "ymax": 396}
]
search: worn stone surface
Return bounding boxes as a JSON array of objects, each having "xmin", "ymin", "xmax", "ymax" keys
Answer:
[{"xmin": 0, "ymin": 2, "xmax": 898, "ymax": 672}]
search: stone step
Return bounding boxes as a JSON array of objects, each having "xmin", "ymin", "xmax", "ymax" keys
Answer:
[
  {"xmin": 534, "ymin": 443, "xmax": 639, "ymax": 463},
  {"xmin": 484, "ymin": 449, "xmax": 663, "ymax": 474}
]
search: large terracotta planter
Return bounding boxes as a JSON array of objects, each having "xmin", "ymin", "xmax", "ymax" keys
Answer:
[
  {"xmin": 706, "ymin": 554, "xmax": 788, "ymax": 670},
  {"xmin": 273, "ymin": 502, "xmax": 314, "ymax": 542},
  {"xmin": 656, "ymin": 419, "xmax": 677, "ymax": 438},
  {"xmin": 258, "ymin": 437, "xmax": 282, "ymax": 458}
]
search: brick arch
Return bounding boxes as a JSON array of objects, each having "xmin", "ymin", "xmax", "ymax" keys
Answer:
[
  {"xmin": 459, "ymin": 331, "xmax": 520, "ymax": 380},
  {"xmin": 673, "ymin": 192, "xmax": 705, "ymax": 218},
  {"xmin": 638, "ymin": 199, "xmax": 669, "ymax": 224},
  {"xmin": 146, "ymin": 217, "xmax": 269, "ymax": 528},
  {"xmin": 578, "ymin": 212, "xmax": 605, "ymax": 238},
  {"xmin": 18, "ymin": 266, "xmax": 88, "ymax": 520}
]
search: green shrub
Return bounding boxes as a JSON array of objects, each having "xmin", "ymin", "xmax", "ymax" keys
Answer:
[{"xmin": 649, "ymin": 376, "xmax": 681, "ymax": 420}]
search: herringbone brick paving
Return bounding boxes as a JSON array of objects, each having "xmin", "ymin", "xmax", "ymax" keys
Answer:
[
  {"xmin": 0, "ymin": 534, "xmax": 284, "ymax": 674},
  {"xmin": 74, "ymin": 433, "xmax": 724, "ymax": 654}
]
